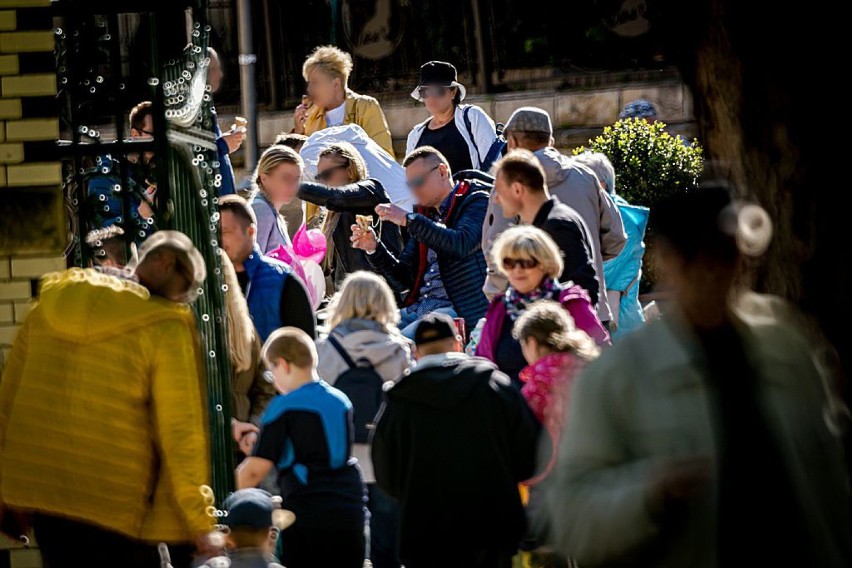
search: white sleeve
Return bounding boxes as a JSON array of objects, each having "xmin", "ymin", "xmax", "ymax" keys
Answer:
[
  {"xmin": 406, "ymin": 121, "xmax": 427, "ymax": 157},
  {"xmin": 471, "ymin": 106, "xmax": 497, "ymax": 168}
]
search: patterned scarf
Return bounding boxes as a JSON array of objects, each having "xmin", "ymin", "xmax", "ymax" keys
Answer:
[{"xmin": 503, "ymin": 277, "xmax": 559, "ymax": 321}]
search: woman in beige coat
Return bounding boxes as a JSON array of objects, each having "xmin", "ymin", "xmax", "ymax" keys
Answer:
[{"xmin": 316, "ymin": 271, "xmax": 412, "ymax": 568}]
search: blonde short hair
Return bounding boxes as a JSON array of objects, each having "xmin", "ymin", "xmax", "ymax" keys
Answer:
[
  {"xmin": 326, "ymin": 271, "xmax": 400, "ymax": 331},
  {"xmin": 252, "ymin": 145, "xmax": 304, "ymax": 196},
  {"xmin": 492, "ymin": 225, "xmax": 563, "ymax": 279},
  {"xmin": 302, "ymin": 45, "xmax": 353, "ymax": 86},
  {"xmin": 262, "ymin": 327, "xmax": 317, "ymax": 369}
]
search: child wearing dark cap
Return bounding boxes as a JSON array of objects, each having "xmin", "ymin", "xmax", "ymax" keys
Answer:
[
  {"xmin": 198, "ymin": 488, "xmax": 283, "ymax": 568},
  {"xmin": 372, "ymin": 312, "xmax": 541, "ymax": 568},
  {"xmin": 236, "ymin": 327, "xmax": 366, "ymax": 568}
]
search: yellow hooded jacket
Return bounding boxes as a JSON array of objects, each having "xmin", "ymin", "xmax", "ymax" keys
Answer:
[{"xmin": 0, "ymin": 268, "xmax": 214, "ymax": 543}]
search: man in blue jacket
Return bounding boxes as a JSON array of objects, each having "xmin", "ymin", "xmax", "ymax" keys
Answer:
[
  {"xmin": 218, "ymin": 195, "xmax": 315, "ymax": 342},
  {"xmin": 351, "ymin": 146, "xmax": 489, "ymax": 338}
]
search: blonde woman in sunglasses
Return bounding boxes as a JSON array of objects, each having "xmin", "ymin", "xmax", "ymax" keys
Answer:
[{"xmin": 474, "ymin": 225, "xmax": 609, "ymax": 389}]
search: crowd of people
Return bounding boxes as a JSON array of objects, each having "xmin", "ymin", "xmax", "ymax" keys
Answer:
[{"xmin": 1, "ymin": 43, "xmax": 851, "ymax": 568}]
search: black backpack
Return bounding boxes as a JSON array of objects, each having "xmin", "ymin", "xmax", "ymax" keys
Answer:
[{"xmin": 327, "ymin": 334, "xmax": 386, "ymax": 444}]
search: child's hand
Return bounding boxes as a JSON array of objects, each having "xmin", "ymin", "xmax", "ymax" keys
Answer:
[
  {"xmin": 239, "ymin": 431, "xmax": 258, "ymax": 456},
  {"xmin": 194, "ymin": 531, "xmax": 225, "ymax": 560},
  {"xmin": 232, "ymin": 419, "xmax": 259, "ymax": 443}
]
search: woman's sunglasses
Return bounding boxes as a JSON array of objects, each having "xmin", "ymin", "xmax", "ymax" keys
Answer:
[
  {"xmin": 315, "ymin": 163, "xmax": 350, "ymax": 183},
  {"xmin": 502, "ymin": 257, "xmax": 539, "ymax": 270},
  {"xmin": 418, "ymin": 86, "xmax": 449, "ymax": 99}
]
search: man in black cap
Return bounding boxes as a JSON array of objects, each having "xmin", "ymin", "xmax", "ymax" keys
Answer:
[
  {"xmin": 371, "ymin": 313, "xmax": 541, "ymax": 568},
  {"xmin": 405, "ymin": 60, "xmax": 498, "ymax": 173}
]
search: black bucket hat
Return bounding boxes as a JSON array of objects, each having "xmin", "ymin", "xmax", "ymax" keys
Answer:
[{"xmin": 411, "ymin": 61, "xmax": 467, "ymax": 102}]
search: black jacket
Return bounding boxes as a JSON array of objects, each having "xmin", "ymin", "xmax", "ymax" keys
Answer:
[
  {"xmin": 298, "ymin": 179, "xmax": 404, "ymax": 289},
  {"xmin": 371, "ymin": 355, "xmax": 541, "ymax": 559},
  {"xmin": 367, "ymin": 180, "xmax": 490, "ymax": 333},
  {"xmin": 533, "ymin": 197, "xmax": 600, "ymax": 305}
]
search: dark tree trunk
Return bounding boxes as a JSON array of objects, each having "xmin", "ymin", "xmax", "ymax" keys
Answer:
[{"xmin": 655, "ymin": 1, "xmax": 850, "ymax": 404}]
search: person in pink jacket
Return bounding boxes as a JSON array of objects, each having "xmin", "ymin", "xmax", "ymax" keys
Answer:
[
  {"xmin": 475, "ymin": 226, "xmax": 608, "ymax": 389},
  {"xmin": 513, "ymin": 300, "xmax": 601, "ymax": 566}
]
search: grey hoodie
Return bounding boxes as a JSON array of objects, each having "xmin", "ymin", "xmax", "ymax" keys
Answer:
[
  {"xmin": 481, "ymin": 147, "xmax": 627, "ymax": 322},
  {"xmin": 536, "ymin": 147, "xmax": 627, "ymax": 322},
  {"xmin": 316, "ymin": 318, "xmax": 413, "ymax": 482}
]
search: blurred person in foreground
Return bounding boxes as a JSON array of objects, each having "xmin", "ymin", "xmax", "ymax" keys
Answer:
[
  {"xmin": 546, "ymin": 185, "xmax": 852, "ymax": 567},
  {"xmin": 0, "ymin": 231, "xmax": 216, "ymax": 568}
]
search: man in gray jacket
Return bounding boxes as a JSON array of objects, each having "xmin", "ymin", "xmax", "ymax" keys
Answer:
[{"xmin": 482, "ymin": 107, "xmax": 626, "ymax": 325}]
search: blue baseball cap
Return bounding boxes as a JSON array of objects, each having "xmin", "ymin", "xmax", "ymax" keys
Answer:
[
  {"xmin": 222, "ymin": 488, "xmax": 274, "ymax": 529},
  {"xmin": 619, "ymin": 99, "xmax": 658, "ymax": 120}
]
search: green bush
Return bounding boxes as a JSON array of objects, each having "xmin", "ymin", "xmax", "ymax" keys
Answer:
[
  {"xmin": 573, "ymin": 118, "xmax": 704, "ymax": 208},
  {"xmin": 574, "ymin": 119, "xmax": 704, "ymax": 294}
]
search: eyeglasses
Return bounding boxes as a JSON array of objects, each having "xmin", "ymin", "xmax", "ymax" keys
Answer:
[
  {"xmin": 315, "ymin": 163, "xmax": 350, "ymax": 183},
  {"xmin": 502, "ymin": 257, "xmax": 539, "ymax": 270},
  {"xmin": 418, "ymin": 86, "xmax": 448, "ymax": 99},
  {"xmin": 406, "ymin": 164, "xmax": 441, "ymax": 189}
]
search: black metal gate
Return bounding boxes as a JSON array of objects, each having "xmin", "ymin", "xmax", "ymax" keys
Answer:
[{"xmin": 54, "ymin": 0, "xmax": 235, "ymax": 507}]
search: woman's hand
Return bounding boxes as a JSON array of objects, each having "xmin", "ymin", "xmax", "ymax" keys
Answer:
[{"xmin": 293, "ymin": 103, "xmax": 309, "ymax": 134}]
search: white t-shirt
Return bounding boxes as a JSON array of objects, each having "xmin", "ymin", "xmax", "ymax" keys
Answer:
[{"xmin": 325, "ymin": 100, "xmax": 346, "ymax": 127}]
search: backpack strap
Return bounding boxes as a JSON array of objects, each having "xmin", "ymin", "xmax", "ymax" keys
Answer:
[
  {"xmin": 462, "ymin": 105, "xmax": 482, "ymax": 167},
  {"xmin": 326, "ymin": 334, "xmax": 357, "ymax": 370}
]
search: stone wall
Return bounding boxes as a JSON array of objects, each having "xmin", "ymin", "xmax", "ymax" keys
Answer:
[
  {"xmin": 224, "ymin": 80, "xmax": 695, "ymax": 174},
  {"xmin": 0, "ymin": 1, "xmax": 64, "ymax": 508}
]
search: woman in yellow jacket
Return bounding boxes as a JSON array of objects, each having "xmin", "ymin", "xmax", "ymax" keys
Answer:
[
  {"xmin": 292, "ymin": 45, "xmax": 395, "ymax": 225},
  {"xmin": 0, "ymin": 232, "xmax": 215, "ymax": 568}
]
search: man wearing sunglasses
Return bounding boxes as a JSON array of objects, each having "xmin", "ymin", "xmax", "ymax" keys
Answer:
[
  {"xmin": 351, "ymin": 146, "xmax": 490, "ymax": 338},
  {"xmin": 484, "ymin": 107, "xmax": 626, "ymax": 328}
]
